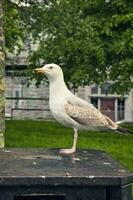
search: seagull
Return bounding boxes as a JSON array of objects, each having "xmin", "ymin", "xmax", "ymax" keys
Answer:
[{"xmin": 35, "ymin": 63, "xmax": 133, "ymax": 154}]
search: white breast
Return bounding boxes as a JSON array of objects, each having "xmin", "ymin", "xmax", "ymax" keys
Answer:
[{"xmin": 48, "ymin": 78, "xmax": 79, "ymax": 128}]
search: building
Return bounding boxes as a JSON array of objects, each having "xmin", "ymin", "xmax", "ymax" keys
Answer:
[
  {"xmin": 5, "ymin": 70, "xmax": 133, "ymax": 122},
  {"xmin": 5, "ymin": 75, "xmax": 53, "ymax": 120},
  {"xmin": 78, "ymin": 85, "xmax": 133, "ymax": 122}
]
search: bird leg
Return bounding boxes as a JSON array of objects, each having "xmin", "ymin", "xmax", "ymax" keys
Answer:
[{"xmin": 60, "ymin": 128, "xmax": 78, "ymax": 154}]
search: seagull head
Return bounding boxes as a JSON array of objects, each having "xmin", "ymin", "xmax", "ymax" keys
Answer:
[{"xmin": 34, "ymin": 63, "xmax": 64, "ymax": 82}]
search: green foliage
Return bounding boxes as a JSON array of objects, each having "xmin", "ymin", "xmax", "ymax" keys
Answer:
[
  {"xmin": 3, "ymin": 0, "xmax": 26, "ymax": 53},
  {"xmin": 4, "ymin": 0, "xmax": 133, "ymax": 94}
]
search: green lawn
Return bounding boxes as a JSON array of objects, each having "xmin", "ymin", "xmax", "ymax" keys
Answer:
[{"xmin": 5, "ymin": 120, "xmax": 133, "ymax": 171}]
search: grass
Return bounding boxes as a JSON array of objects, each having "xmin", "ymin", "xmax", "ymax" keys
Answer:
[{"xmin": 5, "ymin": 120, "xmax": 133, "ymax": 171}]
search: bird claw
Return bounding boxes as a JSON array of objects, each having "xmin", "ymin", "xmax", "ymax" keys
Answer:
[{"xmin": 59, "ymin": 148, "xmax": 76, "ymax": 155}]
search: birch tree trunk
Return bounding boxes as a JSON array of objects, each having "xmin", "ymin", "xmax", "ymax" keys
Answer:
[{"xmin": 0, "ymin": 1, "xmax": 5, "ymax": 147}]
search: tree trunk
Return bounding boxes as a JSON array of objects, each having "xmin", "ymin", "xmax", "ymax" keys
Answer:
[{"xmin": 0, "ymin": 1, "xmax": 5, "ymax": 147}]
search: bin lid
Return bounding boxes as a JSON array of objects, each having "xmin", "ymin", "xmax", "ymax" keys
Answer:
[{"xmin": 0, "ymin": 148, "xmax": 133, "ymax": 186}]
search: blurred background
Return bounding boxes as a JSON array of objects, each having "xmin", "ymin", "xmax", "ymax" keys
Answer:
[
  {"xmin": 1, "ymin": 0, "xmax": 133, "ymax": 172},
  {"xmin": 4, "ymin": 0, "xmax": 133, "ymax": 122}
]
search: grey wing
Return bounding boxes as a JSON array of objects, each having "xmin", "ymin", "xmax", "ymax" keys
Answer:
[
  {"xmin": 64, "ymin": 102, "xmax": 109, "ymax": 127},
  {"xmin": 68, "ymin": 92, "xmax": 94, "ymax": 109}
]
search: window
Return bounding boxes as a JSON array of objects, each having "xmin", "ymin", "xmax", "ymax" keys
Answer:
[
  {"xmin": 101, "ymin": 82, "xmax": 112, "ymax": 95},
  {"xmin": 91, "ymin": 97, "xmax": 98, "ymax": 108},
  {"xmin": 91, "ymin": 85, "xmax": 98, "ymax": 94},
  {"xmin": 117, "ymin": 98, "xmax": 125, "ymax": 120}
]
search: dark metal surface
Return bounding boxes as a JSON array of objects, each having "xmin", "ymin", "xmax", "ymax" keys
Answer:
[
  {"xmin": 0, "ymin": 148, "xmax": 133, "ymax": 186},
  {"xmin": 0, "ymin": 148, "xmax": 133, "ymax": 200}
]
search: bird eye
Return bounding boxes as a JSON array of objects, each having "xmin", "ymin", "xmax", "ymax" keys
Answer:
[{"xmin": 49, "ymin": 66, "xmax": 53, "ymax": 69}]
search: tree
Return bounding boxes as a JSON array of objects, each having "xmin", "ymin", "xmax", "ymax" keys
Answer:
[
  {"xmin": 0, "ymin": 0, "xmax": 5, "ymax": 147},
  {"xmin": 4, "ymin": 0, "xmax": 133, "ymax": 94},
  {"xmin": 4, "ymin": 0, "xmax": 28, "ymax": 54}
]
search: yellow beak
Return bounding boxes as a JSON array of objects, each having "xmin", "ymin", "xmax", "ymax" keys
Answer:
[{"xmin": 34, "ymin": 67, "xmax": 44, "ymax": 74}]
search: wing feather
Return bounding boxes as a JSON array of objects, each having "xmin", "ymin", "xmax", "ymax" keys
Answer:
[{"xmin": 64, "ymin": 102, "xmax": 109, "ymax": 127}]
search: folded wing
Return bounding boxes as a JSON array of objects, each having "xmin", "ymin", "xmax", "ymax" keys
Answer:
[{"xmin": 64, "ymin": 102, "xmax": 110, "ymax": 127}]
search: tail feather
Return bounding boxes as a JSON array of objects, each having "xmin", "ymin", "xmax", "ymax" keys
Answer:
[
  {"xmin": 104, "ymin": 114, "xmax": 133, "ymax": 135},
  {"xmin": 116, "ymin": 126, "xmax": 133, "ymax": 135}
]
